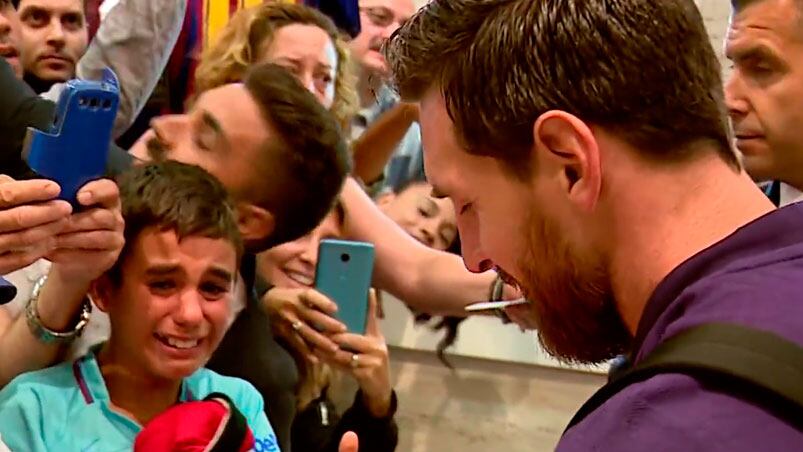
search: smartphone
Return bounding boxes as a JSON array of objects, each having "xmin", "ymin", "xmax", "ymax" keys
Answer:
[
  {"xmin": 23, "ymin": 68, "xmax": 119, "ymax": 206},
  {"xmin": 314, "ymin": 239, "xmax": 375, "ymax": 335}
]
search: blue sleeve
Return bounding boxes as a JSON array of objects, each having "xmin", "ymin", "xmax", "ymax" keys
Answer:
[
  {"xmin": 236, "ymin": 382, "xmax": 281, "ymax": 452},
  {"xmin": 0, "ymin": 383, "xmax": 50, "ymax": 452}
]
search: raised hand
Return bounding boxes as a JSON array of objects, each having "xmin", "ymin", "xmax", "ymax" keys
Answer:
[
  {"xmin": 503, "ymin": 302, "xmax": 538, "ymax": 331},
  {"xmin": 46, "ymin": 179, "xmax": 124, "ymax": 285},
  {"xmin": 0, "ymin": 176, "xmax": 71, "ymax": 274},
  {"xmin": 320, "ymin": 290, "xmax": 393, "ymax": 418},
  {"xmin": 263, "ymin": 287, "xmax": 347, "ymax": 363}
]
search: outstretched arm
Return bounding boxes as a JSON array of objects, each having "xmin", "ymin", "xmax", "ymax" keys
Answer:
[
  {"xmin": 44, "ymin": 0, "xmax": 187, "ymax": 138},
  {"xmin": 340, "ymin": 177, "xmax": 494, "ymax": 316}
]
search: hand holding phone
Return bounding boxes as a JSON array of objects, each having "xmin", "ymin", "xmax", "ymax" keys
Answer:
[
  {"xmin": 23, "ymin": 68, "xmax": 119, "ymax": 206},
  {"xmin": 314, "ymin": 239, "xmax": 375, "ymax": 334}
]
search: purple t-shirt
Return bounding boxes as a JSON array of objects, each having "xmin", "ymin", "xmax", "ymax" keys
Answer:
[{"xmin": 560, "ymin": 203, "xmax": 803, "ymax": 451}]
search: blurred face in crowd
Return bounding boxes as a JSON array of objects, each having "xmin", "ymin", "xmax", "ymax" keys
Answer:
[
  {"xmin": 17, "ymin": 0, "xmax": 87, "ymax": 82},
  {"xmin": 0, "ymin": 0, "xmax": 23, "ymax": 77},
  {"xmin": 93, "ymin": 228, "xmax": 238, "ymax": 380},
  {"xmin": 377, "ymin": 182, "xmax": 457, "ymax": 251},
  {"xmin": 259, "ymin": 23, "xmax": 338, "ymax": 110},
  {"xmin": 258, "ymin": 209, "xmax": 343, "ymax": 289},
  {"xmin": 130, "ymin": 84, "xmax": 275, "ymax": 245},
  {"xmin": 725, "ymin": 0, "xmax": 803, "ymax": 188},
  {"xmin": 349, "ymin": 0, "xmax": 414, "ymax": 76}
]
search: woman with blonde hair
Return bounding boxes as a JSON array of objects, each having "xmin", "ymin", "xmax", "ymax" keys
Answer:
[{"xmin": 195, "ymin": 1, "xmax": 359, "ymax": 128}]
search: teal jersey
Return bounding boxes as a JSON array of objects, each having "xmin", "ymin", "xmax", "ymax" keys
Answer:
[{"xmin": 0, "ymin": 349, "xmax": 280, "ymax": 451}]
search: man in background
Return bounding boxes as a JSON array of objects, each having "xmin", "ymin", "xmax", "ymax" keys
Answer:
[
  {"xmin": 726, "ymin": 0, "xmax": 803, "ymax": 205},
  {"xmin": 17, "ymin": 0, "xmax": 88, "ymax": 93}
]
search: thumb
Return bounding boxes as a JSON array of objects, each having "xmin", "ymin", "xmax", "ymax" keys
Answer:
[
  {"xmin": 365, "ymin": 289, "xmax": 380, "ymax": 337},
  {"xmin": 339, "ymin": 431, "xmax": 359, "ymax": 452}
]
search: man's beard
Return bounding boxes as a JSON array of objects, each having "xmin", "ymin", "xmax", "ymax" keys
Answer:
[
  {"xmin": 24, "ymin": 71, "xmax": 59, "ymax": 95},
  {"xmin": 514, "ymin": 209, "xmax": 631, "ymax": 364}
]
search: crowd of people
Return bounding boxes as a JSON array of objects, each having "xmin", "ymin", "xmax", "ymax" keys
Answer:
[{"xmin": 0, "ymin": 0, "xmax": 801, "ymax": 450}]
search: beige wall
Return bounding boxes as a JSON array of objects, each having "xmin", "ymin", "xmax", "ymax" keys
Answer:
[{"xmin": 700, "ymin": 0, "xmax": 733, "ymax": 73}]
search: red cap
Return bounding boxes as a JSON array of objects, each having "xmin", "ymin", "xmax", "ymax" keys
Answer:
[{"xmin": 134, "ymin": 393, "xmax": 255, "ymax": 452}]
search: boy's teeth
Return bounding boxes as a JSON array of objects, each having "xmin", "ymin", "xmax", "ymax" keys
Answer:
[{"xmin": 166, "ymin": 337, "xmax": 198, "ymax": 349}]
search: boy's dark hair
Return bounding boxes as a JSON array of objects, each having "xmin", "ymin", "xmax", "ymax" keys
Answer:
[
  {"xmin": 385, "ymin": 0, "xmax": 736, "ymax": 179},
  {"xmin": 108, "ymin": 161, "xmax": 242, "ymax": 284},
  {"xmin": 242, "ymin": 63, "xmax": 351, "ymax": 251}
]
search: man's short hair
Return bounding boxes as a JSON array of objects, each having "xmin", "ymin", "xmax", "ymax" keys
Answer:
[
  {"xmin": 385, "ymin": 0, "xmax": 736, "ymax": 179},
  {"xmin": 242, "ymin": 63, "xmax": 351, "ymax": 250},
  {"xmin": 108, "ymin": 161, "xmax": 243, "ymax": 284}
]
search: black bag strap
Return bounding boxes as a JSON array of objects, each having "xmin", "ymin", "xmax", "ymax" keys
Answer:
[{"xmin": 564, "ymin": 323, "xmax": 803, "ymax": 434}]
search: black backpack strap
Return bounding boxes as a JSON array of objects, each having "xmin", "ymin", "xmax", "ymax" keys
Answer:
[{"xmin": 564, "ymin": 323, "xmax": 803, "ymax": 435}]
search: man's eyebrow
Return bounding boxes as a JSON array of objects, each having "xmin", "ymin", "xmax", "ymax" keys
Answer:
[
  {"xmin": 63, "ymin": 11, "xmax": 84, "ymax": 20},
  {"xmin": 19, "ymin": 5, "xmax": 47, "ymax": 16},
  {"xmin": 726, "ymin": 43, "xmax": 778, "ymax": 63},
  {"xmin": 200, "ymin": 110, "xmax": 231, "ymax": 150}
]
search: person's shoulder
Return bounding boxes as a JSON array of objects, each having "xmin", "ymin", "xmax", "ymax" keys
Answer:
[
  {"xmin": 0, "ymin": 361, "xmax": 77, "ymax": 446},
  {"xmin": 663, "ymin": 264, "xmax": 803, "ymax": 348},
  {"xmin": 560, "ymin": 373, "xmax": 803, "ymax": 451}
]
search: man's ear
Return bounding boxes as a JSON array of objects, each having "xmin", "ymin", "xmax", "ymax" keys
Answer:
[
  {"xmin": 90, "ymin": 276, "xmax": 114, "ymax": 314},
  {"xmin": 236, "ymin": 202, "xmax": 275, "ymax": 245},
  {"xmin": 533, "ymin": 111, "xmax": 602, "ymax": 211}
]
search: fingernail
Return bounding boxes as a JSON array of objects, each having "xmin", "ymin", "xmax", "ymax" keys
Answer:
[
  {"xmin": 44, "ymin": 182, "xmax": 60, "ymax": 197},
  {"xmin": 77, "ymin": 190, "xmax": 93, "ymax": 205},
  {"xmin": 57, "ymin": 201, "xmax": 73, "ymax": 216}
]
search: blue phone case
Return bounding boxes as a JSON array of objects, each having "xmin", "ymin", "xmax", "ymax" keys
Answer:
[
  {"xmin": 23, "ymin": 68, "xmax": 119, "ymax": 206},
  {"xmin": 314, "ymin": 239, "xmax": 375, "ymax": 334}
]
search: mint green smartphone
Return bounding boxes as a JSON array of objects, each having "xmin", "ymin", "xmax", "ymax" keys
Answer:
[{"xmin": 314, "ymin": 239, "xmax": 375, "ymax": 334}]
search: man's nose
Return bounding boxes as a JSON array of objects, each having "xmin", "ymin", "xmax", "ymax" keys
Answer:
[
  {"xmin": 46, "ymin": 22, "xmax": 66, "ymax": 47},
  {"xmin": 724, "ymin": 72, "xmax": 749, "ymax": 121},
  {"xmin": 460, "ymin": 235, "xmax": 493, "ymax": 273}
]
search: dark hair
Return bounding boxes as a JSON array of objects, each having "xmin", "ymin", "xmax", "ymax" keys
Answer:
[
  {"xmin": 108, "ymin": 161, "xmax": 243, "ymax": 284},
  {"xmin": 385, "ymin": 0, "xmax": 737, "ymax": 179},
  {"xmin": 243, "ymin": 63, "xmax": 351, "ymax": 250}
]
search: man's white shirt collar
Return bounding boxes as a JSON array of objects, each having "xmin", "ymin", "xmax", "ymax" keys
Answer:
[{"xmin": 779, "ymin": 183, "xmax": 803, "ymax": 207}]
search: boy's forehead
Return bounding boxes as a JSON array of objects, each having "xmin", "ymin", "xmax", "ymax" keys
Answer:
[{"xmin": 129, "ymin": 229, "xmax": 238, "ymax": 274}]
